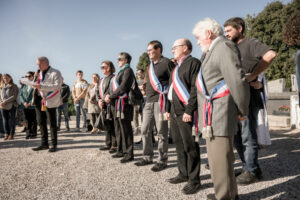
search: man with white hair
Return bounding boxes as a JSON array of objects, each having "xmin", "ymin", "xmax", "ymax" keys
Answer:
[{"xmin": 193, "ymin": 18, "xmax": 250, "ymax": 200}]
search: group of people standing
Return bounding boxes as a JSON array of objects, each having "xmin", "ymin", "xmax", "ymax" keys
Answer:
[{"xmin": 0, "ymin": 17, "xmax": 277, "ymax": 200}]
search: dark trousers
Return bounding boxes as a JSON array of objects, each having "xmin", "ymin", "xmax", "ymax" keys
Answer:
[
  {"xmin": 1, "ymin": 106, "xmax": 16, "ymax": 135},
  {"xmin": 170, "ymin": 110, "xmax": 200, "ymax": 184},
  {"xmin": 105, "ymin": 119, "xmax": 117, "ymax": 148},
  {"xmin": 35, "ymin": 106, "xmax": 57, "ymax": 147},
  {"xmin": 114, "ymin": 106, "xmax": 134, "ymax": 158},
  {"xmin": 24, "ymin": 108, "xmax": 37, "ymax": 137}
]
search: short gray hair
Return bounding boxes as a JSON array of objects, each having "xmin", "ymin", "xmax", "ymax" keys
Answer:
[
  {"xmin": 192, "ymin": 18, "xmax": 223, "ymax": 38},
  {"xmin": 37, "ymin": 56, "xmax": 49, "ymax": 64}
]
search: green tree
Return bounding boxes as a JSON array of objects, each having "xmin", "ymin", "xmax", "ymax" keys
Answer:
[
  {"xmin": 244, "ymin": 0, "xmax": 300, "ymax": 88},
  {"xmin": 68, "ymin": 95, "xmax": 75, "ymax": 116},
  {"xmin": 136, "ymin": 52, "xmax": 150, "ymax": 73}
]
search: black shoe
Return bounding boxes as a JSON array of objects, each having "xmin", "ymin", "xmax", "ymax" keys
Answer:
[
  {"xmin": 26, "ymin": 136, "xmax": 30, "ymax": 140},
  {"xmin": 112, "ymin": 152, "xmax": 124, "ymax": 158},
  {"xmin": 205, "ymin": 163, "xmax": 210, "ymax": 170},
  {"xmin": 48, "ymin": 146, "xmax": 57, "ymax": 153},
  {"xmin": 120, "ymin": 157, "xmax": 134, "ymax": 163},
  {"xmin": 66, "ymin": 127, "xmax": 70, "ymax": 132},
  {"xmin": 134, "ymin": 139, "xmax": 142, "ymax": 145},
  {"xmin": 57, "ymin": 127, "xmax": 60, "ymax": 131},
  {"xmin": 236, "ymin": 170, "xmax": 257, "ymax": 185},
  {"xmin": 256, "ymin": 168, "xmax": 263, "ymax": 180},
  {"xmin": 99, "ymin": 146, "xmax": 111, "ymax": 151},
  {"xmin": 182, "ymin": 182, "xmax": 201, "ymax": 195},
  {"xmin": 30, "ymin": 135, "xmax": 37, "ymax": 139},
  {"xmin": 109, "ymin": 148, "xmax": 117, "ymax": 154},
  {"xmin": 151, "ymin": 163, "xmax": 167, "ymax": 172},
  {"xmin": 207, "ymin": 193, "xmax": 239, "ymax": 200},
  {"xmin": 168, "ymin": 137, "xmax": 173, "ymax": 144},
  {"xmin": 135, "ymin": 159, "xmax": 153, "ymax": 166},
  {"xmin": 167, "ymin": 175, "xmax": 188, "ymax": 184},
  {"xmin": 32, "ymin": 145, "xmax": 49, "ymax": 151},
  {"xmin": 21, "ymin": 127, "xmax": 27, "ymax": 132}
]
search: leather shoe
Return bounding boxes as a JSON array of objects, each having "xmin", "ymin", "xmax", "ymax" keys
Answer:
[
  {"xmin": 182, "ymin": 182, "xmax": 201, "ymax": 195},
  {"xmin": 99, "ymin": 146, "xmax": 110, "ymax": 151},
  {"xmin": 48, "ymin": 146, "xmax": 57, "ymax": 152},
  {"xmin": 112, "ymin": 152, "xmax": 124, "ymax": 158},
  {"xmin": 134, "ymin": 159, "xmax": 153, "ymax": 166},
  {"xmin": 109, "ymin": 147, "xmax": 117, "ymax": 154},
  {"xmin": 120, "ymin": 157, "xmax": 134, "ymax": 163},
  {"xmin": 167, "ymin": 175, "xmax": 188, "ymax": 184},
  {"xmin": 151, "ymin": 163, "xmax": 167, "ymax": 172},
  {"xmin": 32, "ymin": 145, "xmax": 49, "ymax": 151}
]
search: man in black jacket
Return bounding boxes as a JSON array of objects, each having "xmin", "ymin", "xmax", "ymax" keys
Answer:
[
  {"xmin": 165, "ymin": 38, "xmax": 201, "ymax": 195},
  {"xmin": 105, "ymin": 52, "xmax": 135, "ymax": 163},
  {"xmin": 57, "ymin": 83, "xmax": 70, "ymax": 131}
]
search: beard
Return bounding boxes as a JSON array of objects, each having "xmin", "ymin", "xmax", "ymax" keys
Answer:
[
  {"xmin": 199, "ymin": 44, "xmax": 209, "ymax": 53},
  {"xmin": 231, "ymin": 33, "xmax": 241, "ymax": 43}
]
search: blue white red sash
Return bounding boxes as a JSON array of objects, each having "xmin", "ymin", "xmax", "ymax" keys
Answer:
[
  {"xmin": 38, "ymin": 71, "xmax": 59, "ymax": 109},
  {"xmin": 112, "ymin": 76, "xmax": 128, "ymax": 119},
  {"xmin": 148, "ymin": 61, "xmax": 168, "ymax": 115},
  {"xmin": 196, "ymin": 67, "xmax": 230, "ymax": 138},
  {"xmin": 172, "ymin": 64, "xmax": 198, "ymax": 134}
]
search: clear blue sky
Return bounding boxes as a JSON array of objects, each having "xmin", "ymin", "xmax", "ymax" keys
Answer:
[{"xmin": 0, "ymin": 0, "xmax": 291, "ymax": 87}]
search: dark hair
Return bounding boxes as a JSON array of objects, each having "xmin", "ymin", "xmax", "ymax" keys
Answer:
[
  {"xmin": 119, "ymin": 52, "xmax": 132, "ymax": 64},
  {"xmin": 148, "ymin": 40, "xmax": 163, "ymax": 53},
  {"xmin": 183, "ymin": 39, "xmax": 193, "ymax": 52},
  {"xmin": 283, "ymin": 11, "xmax": 300, "ymax": 46},
  {"xmin": 137, "ymin": 69, "xmax": 144, "ymax": 73},
  {"xmin": 26, "ymin": 71, "xmax": 34, "ymax": 77},
  {"xmin": 224, "ymin": 17, "xmax": 245, "ymax": 34},
  {"xmin": 76, "ymin": 70, "xmax": 83, "ymax": 74},
  {"xmin": 101, "ymin": 60, "xmax": 116, "ymax": 73}
]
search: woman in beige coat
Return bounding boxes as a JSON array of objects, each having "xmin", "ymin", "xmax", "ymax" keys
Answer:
[
  {"xmin": 0, "ymin": 74, "xmax": 19, "ymax": 140},
  {"xmin": 85, "ymin": 73, "xmax": 101, "ymax": 133}
]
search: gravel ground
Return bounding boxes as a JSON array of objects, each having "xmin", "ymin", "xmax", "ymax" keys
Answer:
[{"xmin": 0, "ymin": 121, "xmax": 299, "ymax": 200}]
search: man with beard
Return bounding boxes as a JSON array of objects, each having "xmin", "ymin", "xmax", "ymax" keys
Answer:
[{"xmin": 224, "ymin": 17, "xmax": 276, "ymax": 185}]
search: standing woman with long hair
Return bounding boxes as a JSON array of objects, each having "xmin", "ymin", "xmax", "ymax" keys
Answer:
[
  {"xmin": 86, "ymin": 73, "xmax": 101, "ymax": 133},
  {"xmin": 0, "ymin": 74, "xmax": 19, "ymax": 140},
  {"xmin": 0, "ymin": 74, "xmax": 5, "ymax": 138}
]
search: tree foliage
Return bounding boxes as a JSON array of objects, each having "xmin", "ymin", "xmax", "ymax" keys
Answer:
[
  {"xmin": 245, "ymin": 0, "xmax": 300, "ymax": 88},
  {"xmin": 136, "ymin": 52, "xmax": 150, "ymax": 73}
]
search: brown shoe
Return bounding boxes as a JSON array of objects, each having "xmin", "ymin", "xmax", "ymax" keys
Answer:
[
  {"xmin": 91, "ymin": 128, "xmax": 98, "ymax": 134},
  {"xmin": 8, "ymin": 135, "xmax": 14, "ymax": 140},
  {"xmin": 4, "ymin": 135, "xmax": 9, "ymax": 140}
]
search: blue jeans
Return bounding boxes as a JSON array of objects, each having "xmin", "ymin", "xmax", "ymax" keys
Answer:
[
  {"xmin": 1, "ymin": 106, "xmax": 17, "ymax": 135},
  {"xmin": 75, "ymin": 99, "xmax": 86, "ymax": 128},
  {"xmin": 57, "ymin": 102, "xmax": 69, "ymax": 129},
  {"xmin": 234, "ymin": 104, "xmax": 260, "ymax": 175}
]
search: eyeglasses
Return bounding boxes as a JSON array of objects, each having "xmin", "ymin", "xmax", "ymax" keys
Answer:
[
  {"xmin": 118, "ymin": 58, "xmax": 124, "ymax": 61},
  {"xmin": 172, "ymin": 44, "xmax": 185, "ymax": 50}
]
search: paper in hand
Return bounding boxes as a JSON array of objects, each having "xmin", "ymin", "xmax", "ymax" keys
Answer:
[{"xmin": 19, "ymin": 78, "xmax": 36, "ymax": 86}]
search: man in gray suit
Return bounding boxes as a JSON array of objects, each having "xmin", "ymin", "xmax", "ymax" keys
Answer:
[{"xmin": 193, "ymin": 18, "xmax": 250, "ymax": 200}]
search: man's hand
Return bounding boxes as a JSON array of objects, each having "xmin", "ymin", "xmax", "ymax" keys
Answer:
[
  {"xmin": 249, "ymin": 81, "xmax": 263, "ymax": 89},
  {"xmin": 105, "ymin": 95, "xmax": 111, "ymax": 103},
  {"xmin": 164, "ymin": 112, "xmax": 170, "ymax": 121},
  {"xmin": 182, "ymin": 113, "xmax": 192, "ymax": 122},
  {"xmin": 74, "ymin": 98, "xmax": 79, "ymax": 104},
  {"xmin": 245, "ymin": 73, "xmax": 256, "ymax": 82},
  {"xmin": 32, "ymin": 84, "xmax": 41, "ymax": 90},
  {"xmin": 0, "ymin": 102, "xmax": 5, "ymax": 107},
  {"xmin": 238, "ymin": 115, "xmax": 247, "ymax": 121}
]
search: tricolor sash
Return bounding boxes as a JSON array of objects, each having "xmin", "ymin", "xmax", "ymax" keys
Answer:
[
  {"xmin": 172, "ymin": 65, "xmax": 198, "ymax": 136},
  {"xmin": 196, "ymin": 67, "xmax": 230, "ymax": 138},
  {"xmin": 148, "ymin": 61, "xmax": 168, "ymax": 120},
  {"xmin": 112, "ymin": 76, "xmax": 128, "ymax": 119},
  {"xmin": 38, "ymin": 71, "xmax": 59, "ymax": 111}
]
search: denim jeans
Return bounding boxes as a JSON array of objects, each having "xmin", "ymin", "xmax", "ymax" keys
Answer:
[
  {"xmin": 234, "ymin": 103, "xmax": 260, "ymax": 175},
  {"xmin": 1, "ymin": 106, "xmax": 17, "ymax": 135},
  {"xmin": 75, "ymin": 99, "xmax": 86, "ymax": 128},
  {"xmin": 57, "ymin": 102, "xmax": 69, "ymax": 129}
]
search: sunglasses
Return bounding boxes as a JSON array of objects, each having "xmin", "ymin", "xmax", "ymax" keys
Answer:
[
  {"xmin": 118, "ymin": 58, "xmax": 124, "ymax": 61},
  {"xmin": 26, "ymin": 75, "xmax": 32, "ymax": 78}
]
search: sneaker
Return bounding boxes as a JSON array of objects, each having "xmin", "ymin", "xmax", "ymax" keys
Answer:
[
  {"xmin": 236, "ymin": 170, "xmax": 257, "ymax": 185},
  {"xmin": 151, "ymin": 163, "xmax": 167, "ymax": 172}
]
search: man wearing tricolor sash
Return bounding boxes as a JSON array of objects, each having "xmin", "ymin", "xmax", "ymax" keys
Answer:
[
  {"xmin": 193, "ymin": 18, "xmax": 250, "ymax": 200},
  {"xmin": 164, "ymin": 38, "xmax": 202, "ymax": 195},
  {"xmin": 32, "ymin": 57, "xmax": 63, "ymax": 153},
  {"xmin": 105, "ymin": 52, "xmax": 135, "ymax": 163},
  {"xmin": 134, "ymin": 40, "xmax": 174, "ymax": 172}
]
